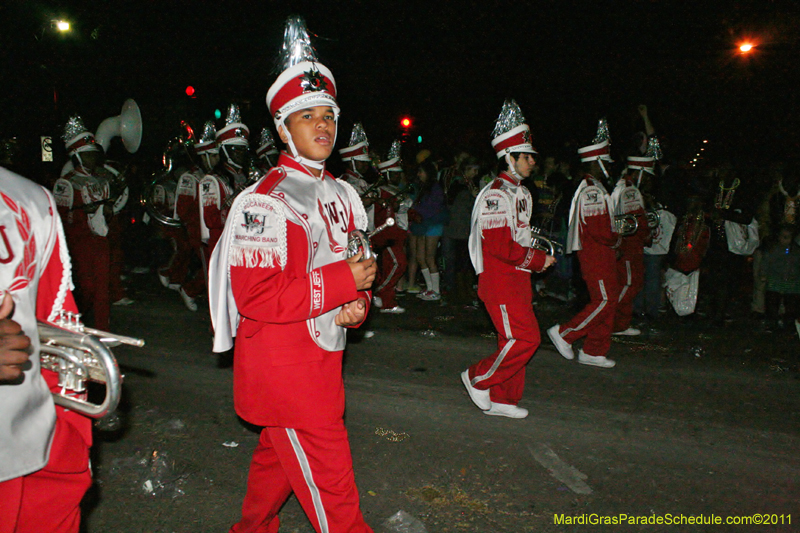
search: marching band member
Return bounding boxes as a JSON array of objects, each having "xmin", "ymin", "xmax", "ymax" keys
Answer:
[
  {"xmin": 339, "ymin": 122, "xmax": 376, "ymax": 232},
  {"xmin": 461, "ymin": 100, "xmax": 556, "ymax": 419},
  {"xmin": 199, "ymin": 110, "xmax": 246, "ymax": 261},
  {"xmin": 209, "ymin": 17, "xmax": 376, "ymax": 533},
  {"xmin": 53, "ymin": 116, "xmax": 113, "ymax": 330},
  {"xmin": 372, "ymin": 140, "xmax": 410, "ymax": 313},
  {"xmin": 254, "ymin": 126, "xmax": 279, "ymax": 172},
  {"xmin": 0, "ymin": 167, "xmax": 92, "ymax": 533},
  {"xmin": 608, "ymin": 149, "xmax": 655, "ymax": 336},
  {"xmin": 548, "ymin": 119, "xmax": 620, "ymax": 368}
]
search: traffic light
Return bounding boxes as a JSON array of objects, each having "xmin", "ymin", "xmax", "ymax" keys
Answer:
[
  {"xmin": 401, "ymin": 117, "xmax": 412, "ymax": 128},
  {"xmin": 214, "ymin": 108, "xmax": 222, "ymax": 120},
  {"xmin": 185, "ymin": 85, "xmax": 196, "ymax": 98}
]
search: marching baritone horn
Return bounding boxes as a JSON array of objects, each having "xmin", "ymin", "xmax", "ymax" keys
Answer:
[
  {"xmin": 347, "ymin": 218, "xmax": 395, "ymax": 261},
  {"xmin": 614, "ymin": 213, "xmax": 639, "ymax": 236},
  {"xmin": 530, "ymin": 226, "xmax": 564, "ymax": 256},
  {"xmin": 38, "ymin": 311, "xmax": 145, "ymax": 419},
  {"xmin": 646, "ymin": 209, "xmax": 660, "ymax": 229}
]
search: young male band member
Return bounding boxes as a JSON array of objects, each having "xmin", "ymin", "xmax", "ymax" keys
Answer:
[
  {"xmin": 462, "ymin": 100, "xmax": 556, "ymax": 419},
  {"xmin": 548, "ymin": 119, "xmax": 620, "ymax": 368},
  {"xmin": 0, "ymin": 167, "xmax": 92, "ymax": 533},
  {"xmin": 209, "ymin": 17, "xmax": 376, "ymax": 533}
]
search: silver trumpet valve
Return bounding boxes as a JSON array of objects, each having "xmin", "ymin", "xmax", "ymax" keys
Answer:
[
  {"xmin": 347, "ymin": 218, "xmax": 395, "ymax": 261},
  {"xmin": 530, "ymin": 226, "xmax": 563, "ymax": 256}
]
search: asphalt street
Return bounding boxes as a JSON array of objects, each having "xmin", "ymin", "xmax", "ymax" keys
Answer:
[{"xmin": 79, "ymin": 272, "xmax": 800, "ymax": 533}]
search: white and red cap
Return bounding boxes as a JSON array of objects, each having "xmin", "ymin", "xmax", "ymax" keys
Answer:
[
  {"xmin": 265, "ymin": 16, "xmax": 339, "ymax": 169},
  {"xmin": 339, "ymin": 123, "xmax": 370, "ymax": 162},
  {"xmin": 626, "ymin": 155, "xmax": 655, "ymax": 174},
  {"xmin": 195, "ymin": 121, "xmax": 219, "ymax": 155},
  {"xmin": 578, "ymin": 118, "xmax": 613, "ymax": 163},
  {"xmin": 256, "ymin": 127, "xmax": 279, "ymax": 158},
  {"xmin": 377, "ymin": 140, "xmax": 403, "ymax": 173},
  {"xmin": 63, "ymin": 115, "xmax": 102, "ymax": 155},
  {"xmin": 491, "ymin": 99, "xmax": 536, "ymax": 159},
  {"xmin": 216, "ymin": 104, "xmax": 250, "ymax": 147}
]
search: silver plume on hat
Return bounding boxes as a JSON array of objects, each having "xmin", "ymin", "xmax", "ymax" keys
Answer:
[
  {"xmin": 62, "ymin": 115, "xmax": 90, "ymax": 142},
  {"xmin": 349, "ymin": 123, "xmax": 368, "ymax": 147},
  {"xmin": 492, "ymin": 99, "xmax": 527, "ymax": 138},
  {"xmin": 259, "ymin": 127, "xmax": 275, "ymax": 147},
  {"xmin": 645, "ymin": 136, "xmax": 662, "ymax": 161},
  {"xmin": 387, "ymin": 139, "xmax": 402, "ymax": 162},
  {"xmin": 276, "ymin": 16, "xmax": 319, "ymax": 73},
  {"xmin": 200, "ymin": 121, "xmax": 216, "ymax": 144},
  {"xmin": 593, "ymin": 118, "xmax": 611, "ymax": 144},
  {"xmin": 225, "ymin": 104, "xmax": 243, "ymax": 126}
]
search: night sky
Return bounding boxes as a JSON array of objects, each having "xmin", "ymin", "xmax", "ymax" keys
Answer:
[{"xmin": 2, "ymin": 0, "xmax": 799, "ymax": 172}]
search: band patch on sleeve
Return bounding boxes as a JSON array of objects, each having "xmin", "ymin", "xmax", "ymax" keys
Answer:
[
  {"xmin": 478, "ymin": 189, "xmax": 513, "ymax": 231},
  {"xmin": 200, "ymin": 177, "xmax": 220, "ymax": 208},
  {"xmin": 53, "ymin": 178, "xmax": 73, "ymax": 209},
  {"xmin": 580, "ymin": 185, "xmax": 608, "ymax": 218},
  {"xmin": 229, "ymin": 193, "xmax": 287, "ymax": 269},
  {"xmin": 177, "ymin": 174, "xmax": 197, "ymax": 199}
]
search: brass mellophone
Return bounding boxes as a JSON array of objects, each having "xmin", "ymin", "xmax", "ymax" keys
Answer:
[
  {"xmin": 645, "ymin": 209, "xmax": 660, "ymax": 229},
  {"xmin": 347, "ymin": 218, "xmax": 395, "ymax": 261},
  {"xmin": 530, "ymin": 226, "xmax": 563, "ymax": 256},
  {"xmin": 38, "ymin": 311, "xmax": 144, "ymax": 419},
  {"xmin": 614, "ymin": 213, "xmax": 640, "ymax": 236}
]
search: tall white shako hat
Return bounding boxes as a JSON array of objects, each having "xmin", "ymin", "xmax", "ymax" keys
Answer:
[
  {"xmin": 266, "ymin": 15, "xmax": 339, "ymax": 170},
  {"xmin": 491, "ymin": 99, "xmax": 536, "ymax": 160},
  {"xmin": 195, "ymin": 121, "xmax": 219, "ymax": 156},
  {"xmin": 63, "ymin": 115, "xmax": 102, "ymax": 157},
  {"xmin": 377, "ymin": 139, "xmax": 403, "ymax": 174},
  {"xmin": 216, "ymin": 104, "xmax": 249, "ymax": 169},
  {"xmin": 578, "ymin": 118, "xmax": 613, "ymax": 178},
  {"xmin": 256, "ymin": 127, "xmax": 279, "ymax": 159},
  {"xmin": 627, "ymin": 135, "xmax": 662, "ymax": 174},
  {"xmin": 339, "ymin": 122, "xmax": 371, "ymax": 163}
]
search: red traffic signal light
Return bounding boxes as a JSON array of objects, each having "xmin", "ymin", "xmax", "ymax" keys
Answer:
[
  {"xmin": 185, "ymin": 85, "xmax": 196, "ymax": 97},
  {"xmin": 401, "ymin": 117, "xmax": 412, "ymax": 128}
]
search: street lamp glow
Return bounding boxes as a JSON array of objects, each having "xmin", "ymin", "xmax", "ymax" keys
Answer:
[
  {"xmin": 739, "ymin": 42, "xmax": 754, "ymax": 53},
  {"xmin": 55, "ymin": 20, "xmax": 70, "ymax": 32}
]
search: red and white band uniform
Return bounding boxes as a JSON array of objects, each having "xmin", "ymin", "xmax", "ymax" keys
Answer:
[
  {"xmin": 102, "ymin": 162, "xmax": 130, "ymax": 304},
  {"xmin": 0, "ymin": 168, "xmax": 92, "ymax": 533},
  {"xmin": 199, "ymin": 171, "xmax": 234, "ymax": 265},
  {"xmin": 165, "ymin": 168, "xmax": 207, "ymax": 298},
  {"xmin": 341, "ymin": 168, "xmax": 375, "ymax": 232},
  {"xmin": 556, "ymin": 175, "xmax": 620, "ymax": 356},
  {"xmin": 609, "ymin": 175, "xmax": 651, "ymax": 332},
  {"xmin": 370, "ymin": 183, "xmax": 408, "ymax": 309},
  {"xmin": 466, "ymin": 172, "xmax": 547, "ymax": 406},
  {"xmin": 53, "ymin": 167, "xmax": 113, "ymax": 330},
  {"xmin": 209, "ymin": 153, "xmax": 373, "ymax": 533}
]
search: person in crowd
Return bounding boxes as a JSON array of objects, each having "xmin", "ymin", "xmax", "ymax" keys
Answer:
[
  {"xmin": 442, "ymin": 156, "xmax": 481, "ymax": 303},
  {"xmin": 407, "ymin": 159, "xmax": 447, "ymax": 301},
  {"xmin": 208, "ymin": 17, "xmax": 376, "ymax": 533},
  {"xmin": 760, "ymin": 224, "xmax": 800, "ymax": 332},
  {"xmin": 462, "ymin": 99, "xmax": 556, "ymax": 419}
]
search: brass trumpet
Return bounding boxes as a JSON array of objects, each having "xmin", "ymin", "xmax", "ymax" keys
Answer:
[
  {"xmin": 38, "ymin": 311, "xmax": 144, "ymax": 419},
  {"xmin": 347, "ymin": 218, "xmax": 395, "ymax": 260},
  {"xmin": 614, "ymin": 214, "xmax": 639, "ymax": 236},
  {"xmin": 530, "ymin": 226, "xmax": 563, "ymax": 256}
]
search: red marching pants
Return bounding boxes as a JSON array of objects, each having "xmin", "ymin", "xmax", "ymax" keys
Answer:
[
  {"xmin": 230, "ymin": 421, "xmax": 372, "ymax": 533},
  {"xmin": 559, "ymin": 268, "xmax": 620, "ymax": 357},
  {"xmin": 68, "ymin": 232, "xmax": 111, "ymax": 330},
  {"xmin": 0, "ymin": 408, "xmax": 92, "ymax": 533},
  {"xmin": 613, "ymin": 250, "xmax": 644, "ymax": 332},
  {"xmin": 371, "ymin": 226, "xmax": 407, "ymax": 309},
  {"xmin": 468, "ymin": 302, "xmax": 540, "ymax": 406}
]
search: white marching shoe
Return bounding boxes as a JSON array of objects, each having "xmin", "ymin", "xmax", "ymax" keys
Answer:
[
  {"xmin": 612, "ymin": 327, "xmax": 641, "ymax": 336},
  {"xmin": 484, "ymin": 402, "xmax": 529, "ymax": 419},
  {"xmin": 578, "ymin": 349, "xmax": 616, "ymax": 368},
  {"xmin": 460, "ymin": 370, "xmax": 491, "ymax": 410},
  {"xmin": 179, "ymin": 287, "xmax": 198, "ymax": 312},
  {"xmin": 547, "ymin": 325, "xmax": 574, "ymax": 360}
]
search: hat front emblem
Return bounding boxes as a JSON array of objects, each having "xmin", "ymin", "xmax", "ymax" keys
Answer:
[{"xmin": 300, "ymin": 69, "xmax": 328, "ymax": 93}]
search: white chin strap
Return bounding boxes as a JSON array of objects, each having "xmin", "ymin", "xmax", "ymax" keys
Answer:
[
  {"xmin": 597, "ymin": 159, "xmax": 610, "ymax": 179},
  {"xmin": 504, "ymin": 153, "xmax": 523, "ymax": 182},
  {"xmin": 221, "ymin": 145, "xmax": 244, "ymax": 170},
  {"xmin": 636, "ymin": 169, "xmax": 644, "ymax": 188}
]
